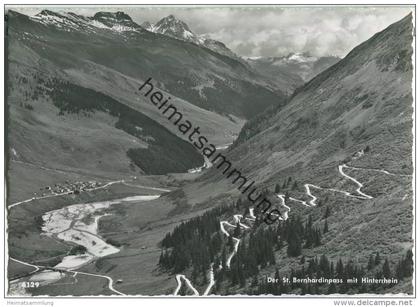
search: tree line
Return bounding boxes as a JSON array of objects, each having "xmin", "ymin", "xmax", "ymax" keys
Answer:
[{"xmin": 252, "ymin": 250, "xmax": 413, "ymax": 295}]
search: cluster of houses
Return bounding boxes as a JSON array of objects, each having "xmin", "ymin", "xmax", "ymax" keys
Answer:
[{"xmin": 36, "ymin": 180, "xmax": 103, "ymax": 196}]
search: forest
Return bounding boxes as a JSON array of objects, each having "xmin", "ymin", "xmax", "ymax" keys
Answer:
[
  {"xmin": 158, "ymin": 192, "xmax": 413, "ymax": 295},
  {"xmin": 44, "ymin": 78, "xmax": 204, "ymax": 174}
]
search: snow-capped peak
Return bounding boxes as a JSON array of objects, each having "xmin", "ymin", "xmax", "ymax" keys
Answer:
[
  {"xmin": 93, "ymin": 11, "xmax": 133, "ymax": 22},
  {"xmin": 244, "ymin": 56, "xmax": 263, "ymax": 60},
  {"xmin": 92, "ymin": 11, "xmax": 142, "ymax": 32},
  {"xmin": 286, "ymin": 52, "xmax": 318, "ymax": 63},
  {"xmin": 140, "ymin": 21, "xmax": 153, "ymax": 31},
  {"xmin": 32, "ymin": 10, "xmax": 92, "ymax": 31},
  {"xmin": 31, "ymin": 10, "xmax": 144, "ymax": 34},
  {"xmin": 142, "ymin": 15, "xmax": 238, "ymax": 59},
  {"xmin": 151, "ymin": 14, "xmax": 199, "ymax": 44}
]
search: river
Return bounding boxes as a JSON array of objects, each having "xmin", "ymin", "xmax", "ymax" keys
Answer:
[{"xmin": 9, "ymin": 194, "xmax": 160, "ymax": 296}]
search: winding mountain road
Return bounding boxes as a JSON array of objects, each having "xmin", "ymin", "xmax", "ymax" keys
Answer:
[
  {"xmin": 9, "ymin": 257, "xmax": 126, "ymax": 296},
  {"xmin": 234, "ymin": 215, "xmax": 250, "ymax": 229},
  {"xmin": 10, "ymin": 257, "xmax": 40, "ymax": 276},
  {"xmin": 285, "ymin": 164, "xmax": 376, "ymax": 208},
  {"xmin": 8, "ymin": 161, "xmax": 410, "ymax": 296},
  {"xmin": 173, "ymin": 274, "xmax": 200, "ymax": 295},
  {"xmin": 173, "ymin": 161, "xmax": 411, "ymax": 296},
  {"xmin": 203, "ymin": 264, "xmax": 215, "ymax": 295}
]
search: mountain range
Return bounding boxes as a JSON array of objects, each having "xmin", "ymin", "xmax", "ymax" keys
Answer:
[
  {"xmin": 246, "ymin": 53, "xmax": 341, "ymax": 95},
  {"xmin": 5, "ymin": 9, "xmax": 268, "ymax": 184},
  {"xmin": 6, "ymin": 8, "xmax": 413, "ymax": 296},
  {"xmin": 142, "ymin": 14, "xmax": 340, "ymax": 94},
  {"xmin": 6, "ymin": 9, "xmax": 341, "ymax": 182}
]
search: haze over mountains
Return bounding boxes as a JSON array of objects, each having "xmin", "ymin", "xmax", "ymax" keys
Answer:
[
  {"xmin": 142, "ymin": 14, "xmax": 341, "ymax": 94},
  {"xmin": 6, "ymin": 7, "xmax": 413, "ymax": 297},
  {"xmin": 246, "ymin": 53, "xmax": 341, "ymax": 95}
]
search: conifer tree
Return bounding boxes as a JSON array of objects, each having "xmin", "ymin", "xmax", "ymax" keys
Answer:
[
  {"xmin": 233, "ymin": 222, "xmax": 241, "ymax": 237},
  {"xmin": 239, "ymin": 266, "xmax": 246, "ymax": 287},
  {"xmin": 323, "ymin": 219, "xmax": 329, "ymax": 233},
  {"xmin": 324, "ymin": 206, "xmax": 331, "ymax": 218},
  {"xmin": 328, "ymin": 283, "xmax": 337, "ymax": 294},
  {"xmin": 159, "ymin": 249, "xmax": 164, "ymax": 265},
  {"xmin": 306, "ymin": 215, "xmax": 313, "ymax": 232},
  {"xmin": 336, "ymin": 258, "xmax": 344, "ymax": 278},
  {"xmin": 221, "ymin": 247, "xmax": 227, "ymax": 270},
  {"xmin": 314, "ymin": 229, "xmax": 322, "ymax": 246},
  {"xmin": 330, "ymin": 262, "xmax": 335, "ymax": 277},
  {"xmin": 251, "ymin": 275, "xmax": 259, "ymax": 287},
  {"xmin": 367, "ymin": 254, "xmax": 375, "ymax": 270},
  {"xmin": 375, "ymin": 252, "xmax": 381, "ymax": 265},
  {"xmin": 179, "ymin": 284, "xmax": 187, "ymax": 296},
  {"xmin": 382, "ymin": 259, "xmax": 391, "ymax": 278},
  {"xmin": 403, "ymin": 250, "xmax": 414, "ymax": 277},
  {"xmin": 235, "ymin": 198, "xmax": 242, "ymax": 209},
  {"xmin": 275, "ymin": 268, "xmax": 280, "ymax": 281},
  {"xmin": 228, "ymin": 236, "xmax": 234, "ymax": 249},
  {"xmin": 287, "ymin": 231, "xmax": 302, "ymax": 257},
  {"xmin": 282, "ymin": 180, "xmax": 287, "ymax": 189},
  {"xmin": 320, "ymin": 255, "xmax": 330, "ymax": 276}
]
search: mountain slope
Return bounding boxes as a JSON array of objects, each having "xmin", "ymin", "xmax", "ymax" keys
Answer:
[
  {"xmin": 170, "ymin": 13, "xmax": 413, "ymax": 294},
  {"xmin": 8, "ymin": 10, "xmax": 285, "ymax": 119},
  {"xmin": 6, "ymin": 57, "xmax": 204, "ymax": 176},
  {"xmin": 7, "ymin": 10, "xmax": 213, "ymax": 182},
  {"xmin": 7, "ymin": 8, "xmax": 292, "ymax": 186}
]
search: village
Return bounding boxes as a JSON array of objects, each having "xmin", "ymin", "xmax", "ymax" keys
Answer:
[{"xmin": 35, "ymin": 180, "xmax": 104, "ymax": 197}]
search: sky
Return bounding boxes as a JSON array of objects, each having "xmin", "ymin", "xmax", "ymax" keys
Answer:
[{"xmin": 9, "ymin": 5, "xmax": 413, "ymax": 58}]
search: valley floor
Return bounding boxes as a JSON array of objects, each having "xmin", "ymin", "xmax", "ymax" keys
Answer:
[{"xmin": 6, "ymin": 151, "xmax": 413, "ymax": 296}]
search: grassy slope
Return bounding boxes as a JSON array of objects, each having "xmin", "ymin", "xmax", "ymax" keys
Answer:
[
  {"xmin": 159, "ymin": 14, "xmax": 414, "ymax": 294},
  {"xmin": 6, "ymin": 10, "xmax": 246, "ymax": 201}
]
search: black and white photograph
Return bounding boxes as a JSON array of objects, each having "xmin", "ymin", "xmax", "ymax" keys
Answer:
[{"xmin": 3, "ymin": 1, "xmax": 416, "ymax": 303}]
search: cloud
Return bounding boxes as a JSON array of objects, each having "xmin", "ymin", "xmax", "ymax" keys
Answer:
[{"xmin": 8, "ymin": 5, "xmax": 413, "ymax": 57}]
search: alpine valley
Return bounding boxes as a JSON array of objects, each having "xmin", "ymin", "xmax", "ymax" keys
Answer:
[{"xmin": 6, "ymin": 8, "xmax": 413, "ymax": 297}]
